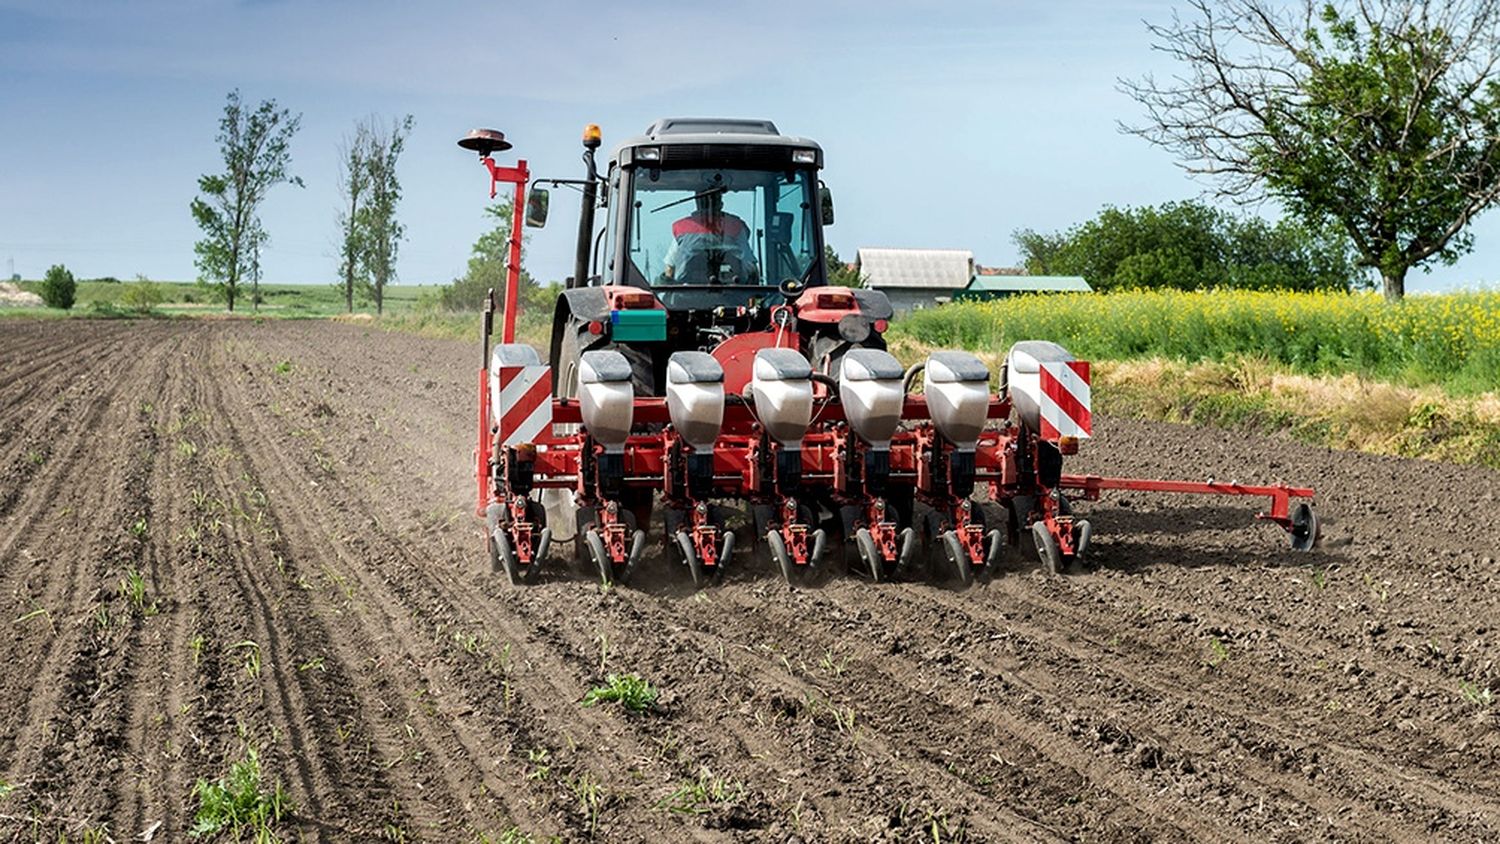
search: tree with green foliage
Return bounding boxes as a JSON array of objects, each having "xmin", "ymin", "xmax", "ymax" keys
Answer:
[
  {"xmin": 824, "ymin": 245, "xmax": 865, "ymax": 287},
  {"xmin": 1012, "ymin": 201, "xmax": 1359, "ymax": 291},
  {"xmin": 40, "ymin": 264, "xmax": 75, "ymax": 310},
  {"xmin": 191, "ymin": 90, "xmax": 303, "ymax": 312},
  {"xmin": 334, "ymin": 122, "xmax": 373, "ymax": 314},
  {"xmin": 441, "ymin": 201, "xmax": 548, "ymax": 311},
  {"xmin": 359, "ymin": 115, "xmax": 414, "ymax": 315},
  {"xmin": 1123, "ymin": 0, "xmax": 1500, "ymax": 301}
]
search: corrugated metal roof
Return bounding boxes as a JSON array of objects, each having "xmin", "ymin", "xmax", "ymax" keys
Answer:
[
  {"xmin": 856, "ymin": 248, "xmax": 973, "ymax": 290},
  {"xmin": 963, "ymin": 275, "xmax": 1092, "ymax": 293}
]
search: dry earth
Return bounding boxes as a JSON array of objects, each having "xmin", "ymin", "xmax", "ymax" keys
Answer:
[{"xmin": 1, "ymin": 319, "xmax": 1497, "ymax": 842}]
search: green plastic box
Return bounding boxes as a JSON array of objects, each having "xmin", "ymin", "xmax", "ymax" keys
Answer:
[{"xmin": 610, "ymin": 309, "xmax": 667, "ymax": 342}]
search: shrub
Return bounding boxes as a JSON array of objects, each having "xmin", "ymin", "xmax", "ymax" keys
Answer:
[
  {"xmin": 121, "ymin": 281, "xmax": 165, "ymax": 314},
  {"xmin": 40, "ymin": 264, "xmax": 76, "ymax": 310}
]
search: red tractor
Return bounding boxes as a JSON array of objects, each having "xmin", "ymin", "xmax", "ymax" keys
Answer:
[{"xmin": 461, "ymin": 118, "xmax": 1319, "ymax": 587}]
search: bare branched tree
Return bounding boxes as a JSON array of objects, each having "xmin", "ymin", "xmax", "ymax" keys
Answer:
[{"xmin": 1122, "ymin": 0, "xmax": 1500, "ymax": 300}]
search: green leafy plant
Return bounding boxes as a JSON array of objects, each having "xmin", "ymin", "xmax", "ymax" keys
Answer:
[
  {"xmin": 582, "ymin": 674, "xmax": 658, "ymax": 714},
  {"xmin": 1460, "ymin": 681, "xmax": 1494, "ymax": 707},
  {"xmin": 563, "ymin": 772, "xmax": 608, "ymax": 836},
  {"xmin": 191, "ymin": 747, "xmax": 292, "ymax": 840},
  {"xmin": 229, "ymin": 640, "xmax": 261, "ymax": 678},
  {"xmin": 1204, "ymin": 637, "xmax": 1230, "ymax": 667},
  {"xmin": 657, "ymin": 768, "xmax": 745, "ymax": 815},
  {"xmin": 119, "ymin": 568, "xmax": 150, "ymax": 613},
  {"xmin": 524, "ymin": 748, "xmax": 551, "ymax": 781}
]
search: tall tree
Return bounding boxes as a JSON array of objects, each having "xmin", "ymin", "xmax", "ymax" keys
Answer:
[
  {"xmin": 335, "ymin": 122, "xmax": 373, "ymax": 314},
  {"xmin": 440, "ymin": 201, "xmax": 537, "ymax": 311},
  {"xmin": 359, "ymin": 115, "xmax": 414, "ymax": 315},
  {"xmin": 191, "ymin": 90, "xmax": 302, "ymax": 312},
  {"xmin": 1122, "ymin": 0, "xmax": 1500, "ymax": 301}
]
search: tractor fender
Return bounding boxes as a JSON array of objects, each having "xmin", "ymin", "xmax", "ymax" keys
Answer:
[
  {"xmin": 851, "ymin": 289, "xmax": 894, "ymax": 321},
  {"xmin": 550, "ymin": 288, "xmax": 612, "ymax": 368},
  {"xmin": 793, "ymin": 287, "xmax": 895, "ymax": 325},
  {"xmin": 559, "ymin": 287, "xmax": 612, "ymax": 324}
]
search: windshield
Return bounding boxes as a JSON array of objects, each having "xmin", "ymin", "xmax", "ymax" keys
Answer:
[{"xmin": 626, "ymin": 166, "xmax": 819, "ymax": 288}]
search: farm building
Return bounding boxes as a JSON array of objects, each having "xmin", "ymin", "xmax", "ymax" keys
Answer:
[
  {"xmin": 855, "ymin": 248, "xmax": 974, "ymax": 313},
  {"xmin": 954, "ymin": 274, "xmax": 1092, "ymax": 301}
]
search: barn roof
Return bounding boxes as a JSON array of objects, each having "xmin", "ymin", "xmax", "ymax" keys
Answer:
[
  {"xmin": 963, "ymin": 275, "xmax": 1092, "ymax": 293},
  {"xmin": 855, "ymin": 248, "xmax": 974, "ymax": 290}
]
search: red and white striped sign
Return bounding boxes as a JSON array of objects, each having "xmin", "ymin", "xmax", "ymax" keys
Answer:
[
  {"xmin": 1038, "ymin": 360, "xmax": 1091, "ymax": 441},
  {"xmin": 496, "ymin": 363, "xmax": 553, "ymax": 447}
]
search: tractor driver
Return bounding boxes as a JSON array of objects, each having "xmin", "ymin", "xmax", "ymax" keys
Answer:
[{"xmin": 661, "ymin": 190, "xmax": 759, "ymax": 283}]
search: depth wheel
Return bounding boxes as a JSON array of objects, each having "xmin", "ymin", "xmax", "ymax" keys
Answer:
[
  {"xmin": 677, "ymin": 530, "xmax": 706, "ymax": 589},
  {"xmin": 1290, "ymin": 503, "xmax": 1319, "ymax": 551},
  {"xmin": 1032, "ymin": 521, "xmax": 1063, "ymax": 576},
  {"xmin": 586, "ymin": 530, "xmax": 612, "ymax": 585},
  {"xmin": 943, "ymin": 531, "xmax": 974, "ymax": 587},
  {"xmin": 494, "ymin": 530, "xmax": 522, "ymax": 585},
  {"xmin": 485, "ymin": 504, "xmax": 504, "ymax": 575},
  {"xmin": 522, "ymin": 499, "xmax": 549, "ymax": 584},
  {"xmin": 855, "ymin": 527, "xmax": 884, "ymax": 583},
  {"xmin": 767, "ymin": 530, "xmax": 796, "ymax": 585},
  {"xmin": 1073, "ymin": 519, "xmax": 1093, "ymax": 566}
]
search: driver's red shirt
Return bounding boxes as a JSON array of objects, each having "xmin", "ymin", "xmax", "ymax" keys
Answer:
[{"xmin": 673, "ymin": 213, "xmax": 748, "ymax": 238}]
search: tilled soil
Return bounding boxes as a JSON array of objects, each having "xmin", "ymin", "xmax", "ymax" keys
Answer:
[{"xmin": 0, "ymin": 319, "xmax": 1496, "ymax": 842}]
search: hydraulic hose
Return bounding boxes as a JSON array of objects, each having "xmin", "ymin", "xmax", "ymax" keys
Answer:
[{"xmin": 902, "ymin": 362, "xmax": 925, "ymax": 395}]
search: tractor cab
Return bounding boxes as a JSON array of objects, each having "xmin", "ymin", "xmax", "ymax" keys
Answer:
[
  {"xmin": 602, "ymin": 117, "xmax": 829, "ymax": 313},
  {"xmin": 536, "ymin": 118, "xmax": 887, "ymax": 397}
]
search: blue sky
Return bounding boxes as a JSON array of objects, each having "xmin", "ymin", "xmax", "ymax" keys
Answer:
[{"xmin": 2, "ymin": 0, "xmax": 1497, "ymax": 293}]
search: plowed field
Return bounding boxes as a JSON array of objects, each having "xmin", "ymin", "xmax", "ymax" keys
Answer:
[{"xmin": 1, "ymin": 319, "xmax": 1497, "ymax": 842}]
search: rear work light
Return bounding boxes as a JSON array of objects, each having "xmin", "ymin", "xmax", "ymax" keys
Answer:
[
  {"xmin": 637, "ymin": 146, "xmax": 661, "ymax": 161},
  {"xmin": 791, "ymin": 149, "xmax": 816, "ymax": 164}
]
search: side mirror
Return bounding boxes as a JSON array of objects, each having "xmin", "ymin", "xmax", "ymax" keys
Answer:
[
  {"xmin": 819, "ymin": 183, "xmax": 835, "ymax": 226},
  {"xmin": 525, "ymin": 187, "xmax": 550, "ymax": 227}
]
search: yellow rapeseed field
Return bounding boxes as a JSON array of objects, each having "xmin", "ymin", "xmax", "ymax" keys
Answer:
[{"xmin": 896, "ymin": 288, "xmax": 1500, "ymax": 394}]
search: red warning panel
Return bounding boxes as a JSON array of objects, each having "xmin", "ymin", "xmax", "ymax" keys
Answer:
[
  {"xmin": 1038, "ymin": 360, "xmax": 1091, "ymax": 441},
  {"xmin": 496, "ymin": 364, "xmax": 552, "ymax": 447}
]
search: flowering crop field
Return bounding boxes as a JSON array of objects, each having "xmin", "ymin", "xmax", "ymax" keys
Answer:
[{"xmin": 895, "ymin": 289, "xmax": 1500, "ymax": 394}]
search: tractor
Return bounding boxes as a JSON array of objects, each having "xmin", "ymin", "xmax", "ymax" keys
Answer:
[{"xmin": 460, "ymin": 118, "xmax": 1319, "ymax": 587}]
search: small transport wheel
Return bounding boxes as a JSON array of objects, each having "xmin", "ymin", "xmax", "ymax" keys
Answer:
[
  {"xmin": 1289, "ymin": 502, "xmax": 1319, "ymax": 551},
  {"xmin": 586, "ymin": 530, "xmax": 612, "ymax": 585},
  {"xmin": 855, "ymin": 527, "xmax": 883, "ymax": 583},
  {"xmin": 1032, "ymin": 521, "xmax": 1063, "ymax": 576},
  {"xmin": 943, "ymin": 530, "xmax": 974, "ymax": 586}
]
